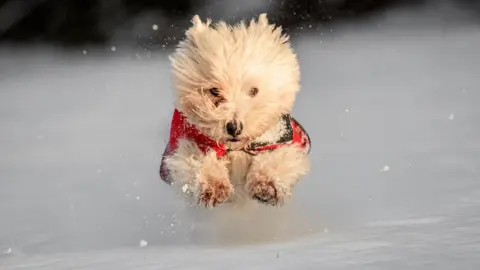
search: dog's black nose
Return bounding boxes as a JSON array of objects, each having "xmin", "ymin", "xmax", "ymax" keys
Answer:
[{"xmin": 226, "ymin": 120, "xmax": 243, "ymax": 137}]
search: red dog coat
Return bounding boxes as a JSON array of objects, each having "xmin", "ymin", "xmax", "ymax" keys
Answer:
[{"xmin": 159, "ymin": 109, "xmax": 311, "ymax": 184}]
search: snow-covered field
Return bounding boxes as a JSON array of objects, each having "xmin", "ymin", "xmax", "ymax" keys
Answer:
[{"xmin": 1, "ymin": 8, "xmax": 480, "ymax": 270}]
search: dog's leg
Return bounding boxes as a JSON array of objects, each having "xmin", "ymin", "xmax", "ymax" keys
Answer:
[
  {"xmin": 245, "ymin": 146, "xmax": 310, "ymax": 206},
  {"xmin": 163, "ymin": 139, "xmax": 233, "ymax": 208}
]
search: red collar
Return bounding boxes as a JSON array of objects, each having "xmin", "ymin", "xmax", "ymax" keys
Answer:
[
  {"xmin": 166, "ymin": 109, "xmax": 228, "ymax": 157},
  {"xmin": 165, "ymin": 108, "xmax": 310, "ymax": 157},
  {"xmin": 160, "ymin": 109, "xmax": 311, "ymax": 183}
]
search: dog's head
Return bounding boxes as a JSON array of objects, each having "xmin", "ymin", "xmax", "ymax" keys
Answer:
[{"xmin": 169, "ymin": 14, "xmax": 300, "ymax": 144}]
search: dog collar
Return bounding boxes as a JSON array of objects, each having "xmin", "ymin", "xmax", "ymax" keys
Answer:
[{"xmin": 159, "ymin": 109, "xmax": 311, "ymax": 183}]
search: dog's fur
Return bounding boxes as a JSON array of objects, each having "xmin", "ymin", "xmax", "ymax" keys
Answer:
[{"xmin": 163, "ymin": 14, "xmax": 310, "ymax": 208}]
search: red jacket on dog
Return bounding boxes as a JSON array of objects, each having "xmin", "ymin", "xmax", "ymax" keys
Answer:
[{"xmin": 159, "ymin": 109, "xmax": 311, "ymax": 184}]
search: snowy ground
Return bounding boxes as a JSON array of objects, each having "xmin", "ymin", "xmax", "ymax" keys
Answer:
[{"xmin": 1, "ymin": 8, "xmax": 480, "ymax": 270}]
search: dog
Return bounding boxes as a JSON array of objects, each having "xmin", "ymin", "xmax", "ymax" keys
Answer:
[{"xmin": 159, "ymin": 14, "xmax": 311, "ymax": 208}]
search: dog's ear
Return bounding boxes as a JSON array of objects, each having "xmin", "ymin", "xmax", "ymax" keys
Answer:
[
  {"xmin": 183, "ymin": 15, "xmax": 212, "ymax": 50},
  {"xmin": 250, "ymin": 13, "xmax": 289, "ymax": 45},
  {"xmin": 190, "ymin": 15, "xmax": 212, "ymax": 30},
  {"xmin": 192, "ymin": 15, "xmax": 202, "ymax": 26},
  {"xmin": 249, "ymin": 13, "xmax": 269, "ymax": 27},
  {"xmin": 257, "ymin": 13, "xmax": 268, "ymax": 25}
]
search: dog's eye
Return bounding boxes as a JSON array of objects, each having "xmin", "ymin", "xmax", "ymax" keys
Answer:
[
  {"xmin": 209, "ymin": 88, "xmax": 220, "ymax": 97},
  {"xmin": 249, "ymin": 87, "xmax": 259, "ymax": 97}
]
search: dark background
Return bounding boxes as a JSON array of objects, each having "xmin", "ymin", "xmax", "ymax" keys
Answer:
[{"xmin": 1, "ymin": 0, "xmax": 479, "ymax": 52}]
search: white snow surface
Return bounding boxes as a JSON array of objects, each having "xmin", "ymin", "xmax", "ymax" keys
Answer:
[{"xmin": 1, "ymin": 9, "xmax": 480, "ymax": 270}]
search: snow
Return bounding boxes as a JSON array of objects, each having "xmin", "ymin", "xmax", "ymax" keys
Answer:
[
  {"xmin": 1, "ymin": 7, "xmax": 480, "ymax": 270},
  {"xmin": 139, "ymin": 240, "xmax": 148, "ymax": 248}
]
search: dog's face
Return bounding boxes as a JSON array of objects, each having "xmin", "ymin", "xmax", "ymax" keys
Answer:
[{"xmin": 169, "ymin": 14, "xmax": 300, "ymax": 144}]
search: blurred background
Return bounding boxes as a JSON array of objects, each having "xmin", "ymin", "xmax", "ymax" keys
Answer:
[
  {"xmin": 1, "ymin": 0, "xmax": 480, "ymax": 269},
  {"xmin": 1, "ymin": 0, "xmax": 479, "ymax": 52}
]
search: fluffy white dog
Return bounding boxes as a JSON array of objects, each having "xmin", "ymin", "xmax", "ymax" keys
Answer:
[{"xmin": 160, "ymin": 14, "xmax": 311, "ymax": 208}]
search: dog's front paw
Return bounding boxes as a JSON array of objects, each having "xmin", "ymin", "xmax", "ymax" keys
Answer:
[
  {"xmin": 198, "ymin": 177, "xmax": 233, "ymax": 208},
  {"xmin": 246, "ymin": 170, "xmax": 287, "ymax": 206}
]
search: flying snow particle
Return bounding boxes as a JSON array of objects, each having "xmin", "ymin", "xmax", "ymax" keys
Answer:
[
  {"xmin": 136, "ymin": 196, "xmax": 140, "ymax": 200},
  {"xmin": 5, "ymin": 248, "xmax": 12, "ymax": 255},
  {"xmin": 82, "ymin": 50, "xmax": 88, "ymax": 55},
  {"xmin": 182, "ymin": 184, "xmax": 189, "ymax": 193},
  {"xmin": 345, "ymin": 108, "xmax": 349, "ymax": 113},
  {"xmin": 152, "ymin": 24, "xmax": 158, "ymax": 31},
  {"xmin": 381, "ymin": 165, "xmax": 390, "ymax": 172},
  {"xmin": 139, "ymin": 240, "xmax": 148, "ymax": 248},
  {"xmin": 110, "ymin": 46, "xmax": 116, "ymax": 52},
  {"xmin": 448, "ymin": 113, "xmax": 455, "ymax": 120}
]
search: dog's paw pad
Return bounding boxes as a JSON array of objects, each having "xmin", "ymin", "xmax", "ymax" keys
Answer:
[
  {"xmin": 248, "ymin": 174, "xmax": 280, "ymax": 206},
  {"xmin": 198, "ymin": 178, "xmax": 232, "ymax": 208},
  {"xmin": 251, "ymin": 181, "xmax": 278, "ymax": 206}
]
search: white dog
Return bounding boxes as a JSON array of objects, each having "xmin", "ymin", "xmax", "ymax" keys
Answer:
[{"xmin": 159, "ymin": 14, "xmax": 311, "ymax": 208}]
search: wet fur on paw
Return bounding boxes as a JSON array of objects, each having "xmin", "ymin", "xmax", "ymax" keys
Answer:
[
  {"xmin": 246, "ymin": 170, "xmax": 287, "ymax": 206},
  {"xmin": 198, "ymin": 176, "xmax": 233, "ymax": 208}
]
